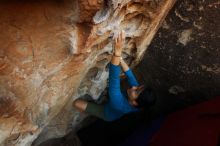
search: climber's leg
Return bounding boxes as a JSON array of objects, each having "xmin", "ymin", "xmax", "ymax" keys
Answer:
[
  {"xmin": 73, "ymin": 99, "xmax": 106, "ymax": 120},
  {"xmin": 85, "ymin": 102, "xmax": 106, "ymax": 120}
]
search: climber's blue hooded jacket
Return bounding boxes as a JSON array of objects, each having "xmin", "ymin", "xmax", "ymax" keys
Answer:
[{"xmin": 104, "ymin": 63, "xmax": 139, "ymax": 121}]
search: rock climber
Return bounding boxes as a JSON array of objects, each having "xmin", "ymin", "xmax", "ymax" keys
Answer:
[{"xmin": 73, "ymin": 31, "xmax": 156, "ymax": 121}]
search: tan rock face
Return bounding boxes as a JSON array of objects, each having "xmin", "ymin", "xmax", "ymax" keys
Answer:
[{"xmin": 0, "ymin": 0, "xmax": 175, "ymax": 145}]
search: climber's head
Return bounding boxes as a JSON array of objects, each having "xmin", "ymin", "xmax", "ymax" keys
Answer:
[{"xmin": 127, "ymin": 85, "xmax": 156, "ymax": 108}]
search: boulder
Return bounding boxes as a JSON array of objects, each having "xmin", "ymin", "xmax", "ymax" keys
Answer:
[{"xmin": 0, "ymin": 0, "xmax": 175, "ymax": 145}]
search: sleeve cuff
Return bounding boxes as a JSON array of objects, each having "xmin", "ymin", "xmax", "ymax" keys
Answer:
[
  {"xmin": 110, "ymin": 63, "xmax": 120, "ymax": 68},
  {"xmin": 124, "ymin": 69, "xmax": 132, "ymax": 76},
  {"xmin": 109, "ymin": 63, "xmax": 121, "ymax": 77},
  {"xmin": 109, "ymin": 63, "xmax": 121, "ymax": 72}
]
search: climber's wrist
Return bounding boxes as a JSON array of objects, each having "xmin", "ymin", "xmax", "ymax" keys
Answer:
[
  {"xmin": 113, "ymin": 53, "xmax": 121, "ymax": 57},
  {"xmin": 114, "ymin": 50, "xmax": 122, "ymax": 56}
]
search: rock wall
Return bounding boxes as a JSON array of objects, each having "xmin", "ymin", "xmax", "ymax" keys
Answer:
[
  {"xmin": 0, "ymin": 0, "xmax": 175, "ymax": 145},
  {"xmin": 136, "ymin": 0, "xmax": 220, "ymax": 108}
]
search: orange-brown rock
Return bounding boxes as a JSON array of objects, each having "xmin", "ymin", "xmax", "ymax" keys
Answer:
[{"xmin": 0, "ymin": 0, "xmax": 175, "ymax": 145}]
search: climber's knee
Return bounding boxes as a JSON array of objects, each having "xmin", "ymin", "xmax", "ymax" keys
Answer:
[
  {"xmin": 85, "ymin": 102, "xmax": 106, "ymax": 120},
  {"xmin": 73, "ymin": 99, "xmax": 88, "ymax": 112}
]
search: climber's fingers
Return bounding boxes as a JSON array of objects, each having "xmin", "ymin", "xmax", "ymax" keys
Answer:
[
  {"xmin": 116, "ymin": 34, "xmax": 120, "ymax": 46},
  {"xmin": 114, "ymin": 30, "xmax": 125, "ymax": 51},
  {"xmin": 114, "ymin": 34, "xmax": 120, "ymax": 49},
  {"xmin": 118, "ymin": 31, "xmax": 122, "ymax": 43},
  {"xmin": 116, "ymin": 31, "xmax": 123, "ymax": 45},
  {"xmin": 121, "ymin": 30, "xmax": 125, "ymax": 44},
  {"xmin": 119, "ymin": 31, "xmax": 125, "ymax": 44},
  {"xmin": 115, "ymin": 34, "xmax": 118, "ymax": 44}
]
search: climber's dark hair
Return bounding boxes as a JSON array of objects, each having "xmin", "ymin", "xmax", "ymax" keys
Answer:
[{"xmin": 136, "ymin": 88, "xmax": 157, "ymax": 108}]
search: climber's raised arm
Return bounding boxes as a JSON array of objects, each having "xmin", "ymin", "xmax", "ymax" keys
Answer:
[
  {"xmin": 120, "ymin": 57, "xmax": 129, "ymax": 72},
  {"xmin": 120, "ymin": 56, "xmax": 139, "ymax": 87},
  {"xmin": 108, "ymin": 31, "xmax": 126, "ymax": 110}
]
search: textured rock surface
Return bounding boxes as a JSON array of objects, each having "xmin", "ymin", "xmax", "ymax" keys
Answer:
[
  {"xmin": 33, "ymin": 0, "xmax": 220, "ymax": 145},
  {"xmin": 136, "ymin": 0, "xmax": 220, "ymax": 105},
  {"xmin": 0, "ymin": 0, "xmax": 175, "ymax": 145}
]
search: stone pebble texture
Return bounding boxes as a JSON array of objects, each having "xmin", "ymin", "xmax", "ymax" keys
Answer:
[
  {"xmin": 137, "ymin": 0, "xmax": 220, "ymax": 96},
  {"xmin": 41, "ymin": 1, "xmax": 220, "ymax": 145},
  {"xmin": 0, "ymin": 0, "xmax": 176, "ymax": 145},
  {"xmin": 136, "ymin": 0, "xmax": 220, "ymax": 114}
]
